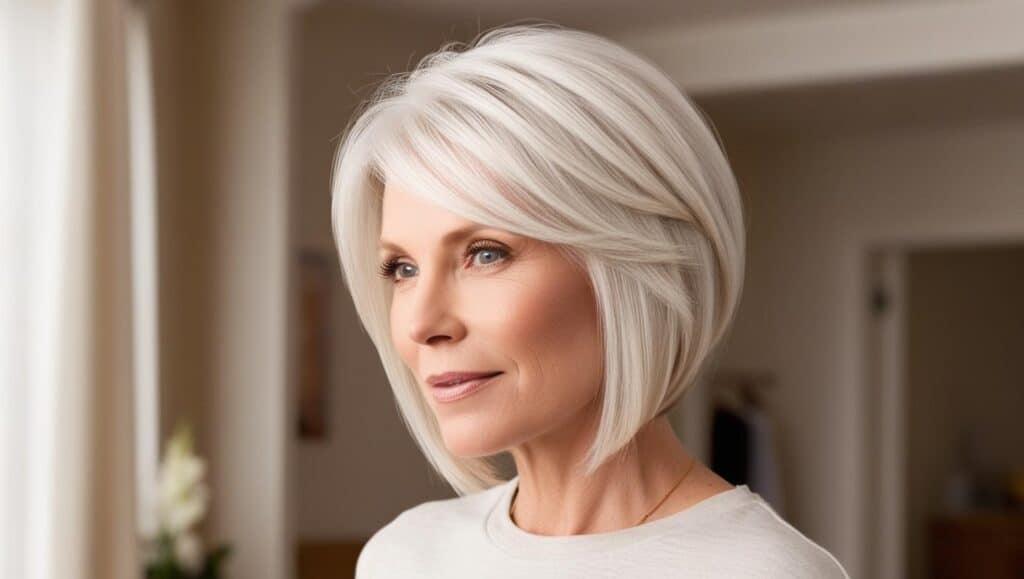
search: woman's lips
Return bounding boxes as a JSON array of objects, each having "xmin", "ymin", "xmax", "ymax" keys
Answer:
[{"xmin": 431, "ymin": 372, "xmax": 503, "ymax": 403}]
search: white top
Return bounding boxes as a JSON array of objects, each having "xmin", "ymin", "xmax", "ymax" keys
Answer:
[{"xmin": 355, "ymin": 475, "xmax": 851, "ymax": 578}]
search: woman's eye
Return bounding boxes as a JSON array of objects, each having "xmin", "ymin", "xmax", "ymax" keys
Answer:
[
  {"xmin": 395, "ymin": 263, "xmax": 417, "ymax": 279},
  {"xmin": 378, "ymin": 244, "xmax": 509, "ymax": 284},
  {"xmin": 469, "ymin": 245, "xmax": 509, "ymax": 267},
  {"xmin": 377, "ymin": 258, "xmax": 416, "ymax": 282}
]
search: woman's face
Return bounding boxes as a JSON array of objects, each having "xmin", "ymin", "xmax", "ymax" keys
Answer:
[{"xmin": 378, "ymin": 180, "xmax": 605, "ymax": 457}]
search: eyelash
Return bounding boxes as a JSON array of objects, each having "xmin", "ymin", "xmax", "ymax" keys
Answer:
[{"xmin": 377, "ymin": 242, "xmax": 510, "ymax": 283}]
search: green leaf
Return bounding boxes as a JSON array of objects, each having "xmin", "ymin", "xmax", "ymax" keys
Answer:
[{"xmin": 197, "ymin": 544, "xmax": 232, "ymax": 579}]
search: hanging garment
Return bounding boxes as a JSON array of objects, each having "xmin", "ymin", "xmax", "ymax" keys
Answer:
[
  {"xmin": 744, "ymin": 405, "xmax": 786, "ymax": 516},
  {"xmin": 710, "ymin": 403, "xmax": 750, "ymax": 485}
]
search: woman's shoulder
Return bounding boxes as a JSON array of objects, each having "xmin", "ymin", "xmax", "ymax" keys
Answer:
[
  {"xmin": 355, "ymin": 482, "xmax": 509, "ymax": 578},
  {"xmin": 646, "ymin": 483, "xmax": 849, "ymax": 578},
  {"xmin": 699, "ymin": 490, "xmax": 852, "ymax": 578}
]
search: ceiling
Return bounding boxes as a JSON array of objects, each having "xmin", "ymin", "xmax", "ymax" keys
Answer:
[
  {"xmin": 307, "ymin": 0, "xmax": 928, "ymax": 35},
  {"xmin": 696, "ymin": 61, "xmax": 1024, "ymax": 137},
  {"xmin": 292, "ymin": 0, "xmax": 1023, "ymax": 134}
]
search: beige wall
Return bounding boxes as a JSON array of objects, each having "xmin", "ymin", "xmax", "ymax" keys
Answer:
[
  {"xmin": 710, "ymin": 113, "xmax": 1024, "ymax": 578},
  {"xmin": 149, "ymin": 2, "xmax": 292, "ymax": 578},
  {"xmin": 291, "ymin": 4, "xmax": 479, "ymax": 539}
]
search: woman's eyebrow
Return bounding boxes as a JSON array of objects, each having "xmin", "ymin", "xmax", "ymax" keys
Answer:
[{"xmin": 378, "ymin": 224, "xmax": 493, "ymax": 254}]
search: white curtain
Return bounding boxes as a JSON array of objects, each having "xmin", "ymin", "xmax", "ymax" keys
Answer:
[{"xmin": 1, "ymin": 0, "xmax": 154, "ymax": 577}]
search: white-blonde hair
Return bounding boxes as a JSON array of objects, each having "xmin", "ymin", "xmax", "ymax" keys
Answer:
[{"xmin": 330, "ymin": 22, "xmax": 746, "ymax": 496}]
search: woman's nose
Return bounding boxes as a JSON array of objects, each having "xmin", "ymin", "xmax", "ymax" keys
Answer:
[{"xmin": 404, "ymin": 272, "xmax": 466, "ymax": 346}]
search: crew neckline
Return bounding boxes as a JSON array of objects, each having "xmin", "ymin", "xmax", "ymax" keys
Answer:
[{"xmin": 484, "ymin": 474, "xmax": 757, "ymax": 560}]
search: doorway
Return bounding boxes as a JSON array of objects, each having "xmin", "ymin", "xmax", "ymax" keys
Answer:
[{"xmin": 865, "ymin": 242, "xmax": 1024, "ymax": 579}]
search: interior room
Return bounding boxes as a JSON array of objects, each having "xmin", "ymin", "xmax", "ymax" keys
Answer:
[{"xmin": 5, "ymin": 1, "xmax": 1023, "ymax": 578}]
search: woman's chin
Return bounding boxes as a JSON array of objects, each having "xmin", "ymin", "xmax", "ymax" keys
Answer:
[{"xmin": 440, "ymin": 425, "xmax": 507, "ymax": 459}]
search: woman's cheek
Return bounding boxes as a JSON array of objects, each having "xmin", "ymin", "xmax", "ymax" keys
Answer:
[
  {"xmin": 389, "ymin": 297, "xmax": 417, "ymax": 367},
  {"xmin": 481, "ymin": 270, "xmax": 596, "ymax": 370}
]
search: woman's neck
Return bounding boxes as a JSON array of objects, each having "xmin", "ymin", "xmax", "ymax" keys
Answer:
[{"xmin": 508, "ymin": 415, "xmax": 729, "ymax": 536}]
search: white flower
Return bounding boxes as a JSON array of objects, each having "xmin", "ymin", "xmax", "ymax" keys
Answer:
[
  {"xmin": 153, "ymin": 423, "xmax": 212, "ymax": 557},
  {"xmin": 161, "ymin": 480, "xmax": 209, "ymax": 534},
  {"xmin": 174, "ymin": 531, "xmax": 204, "ymax": 575},
  {"xmin": 159, "ymin": 454, "xmax": 205, "ymax": 501}
]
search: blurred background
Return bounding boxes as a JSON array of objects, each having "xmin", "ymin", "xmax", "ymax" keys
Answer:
[{"xmin": 3, "ymin": 1, "xmax": 1024, "ymax": 578}]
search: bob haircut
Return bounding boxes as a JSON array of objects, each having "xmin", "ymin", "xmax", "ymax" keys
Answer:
[{"xmin": 331, "ymin": 22, "xmax": 746, "ymax": 496}]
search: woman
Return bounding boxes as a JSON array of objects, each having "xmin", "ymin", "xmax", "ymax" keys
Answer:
[{"xmin": 331, "ymin": 23, "xmax": 850, "ymax": 578}]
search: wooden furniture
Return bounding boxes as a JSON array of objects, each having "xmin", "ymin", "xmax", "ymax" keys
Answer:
[
  {"xmin": 297, "ymin": 540, "xmax": 367, "ymax": 579},
  {"xmin": 928, "ymin": 512, "xmax": 1024, "ymax": 579}
]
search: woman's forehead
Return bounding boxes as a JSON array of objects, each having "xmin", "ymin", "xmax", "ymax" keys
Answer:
[
  {"xmin": 379, "ymin": 182, "xmax": 514, "ymax": 253},
  {"xmin": 380, "ymin": 180, "xmax": 471, "ymax": 226}
]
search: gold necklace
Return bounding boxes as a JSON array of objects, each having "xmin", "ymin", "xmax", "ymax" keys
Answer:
[{"xmin": 509, "ymin": 457, "xmax": 697, "ymax": 527}]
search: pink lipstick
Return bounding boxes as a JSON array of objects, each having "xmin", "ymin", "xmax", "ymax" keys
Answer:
[{"xmin": 429, "ymin": 371, "xmax": 503, "ymax": 403}]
